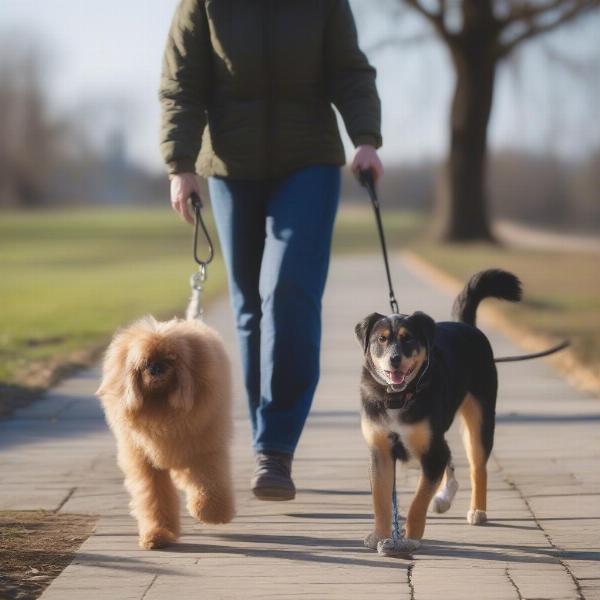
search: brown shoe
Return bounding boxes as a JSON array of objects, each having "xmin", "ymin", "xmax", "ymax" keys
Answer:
[{"xmin": 251, "ymin": 452, "xmax": 296, "ymax": 501}]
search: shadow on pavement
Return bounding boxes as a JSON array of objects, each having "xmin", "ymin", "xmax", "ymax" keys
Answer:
[
  {"xmin": 171, "ymin": 538, "xmax": 408, "ymax": 569},
  {"xmin": 497, "ymin": 413, "xmax": 600, "ymax": 423},
  {"xmin": 423, "ymin": 538, "xmax": 600, "ymax": 563},
  {"xmin": 295, "ymin": 488, "xmax": 370, "ymax": 496}
]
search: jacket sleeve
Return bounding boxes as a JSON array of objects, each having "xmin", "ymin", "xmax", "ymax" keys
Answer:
[
  {"xmin": 324, "ymin": 0, "xmax": 382, "ymax": 149},
  {"xmin": 159, "ymin": 0, "xmax": 211, "ymax": 175}
]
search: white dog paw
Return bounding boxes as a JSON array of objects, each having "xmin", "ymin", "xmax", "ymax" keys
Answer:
[
  {"xmin": 432, "ymin": 475, "xmax": 458, "ymax": 514},
  {"xmin": 377, "ymin": 537, "xmax": 420, "ymax": 557},
  {"xmin": 467, "ymin": 509, "xmax": 487, "ymax": 525},
  {"xmin": 431, "ymin": 494, "xmax": 451, "ymax": 514},
  {"xmin": 364, "ymin": 531, "xmax": 386, "ymax": 550}
]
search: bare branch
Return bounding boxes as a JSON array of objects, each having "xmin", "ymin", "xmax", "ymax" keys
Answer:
[
  {"xmin": 502, "ymin": 0, "xmax": 573, "ymax": 24},
  {"xmin": 497, "ymin": 0, "xmax": 600, "ymax": 57},
  {"xmin": 404, "ymin": 0, "xmax": 451, "ymax": 40}
]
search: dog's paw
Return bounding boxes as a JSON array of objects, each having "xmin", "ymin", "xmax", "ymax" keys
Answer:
[
  {"xmin": 188, "ymin": 495, "xmax": 235, "ymax": 524},
  {"xmin": 364, "ymin": 531, "xmax": 386, "ymax": 550},
  {"xmin": 139, "ymin": 527, "xmax": 177, "ymax": 550},
  {"xmin": 467, "ymin": 509, "xmax": 487, "ymax": 525},
  {"xmin": 377, "ymin": 537, "xmax": 420, "ymax": 557},
  {"xmin": 431, "ymin": 477, "xmax": 458, "ymax": 514},
  {"xmin": 431, "ymin": 494, "xmax": 452, "ymax": 514}
]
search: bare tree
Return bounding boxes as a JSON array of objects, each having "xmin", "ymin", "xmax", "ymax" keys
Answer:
[
  {"xmin": 0, "ymin": 42, "xmax": 57, "ymax": 207},
  {"xmin": 383, "ymin": 0, "xmax": 600, "ymax": 241}
]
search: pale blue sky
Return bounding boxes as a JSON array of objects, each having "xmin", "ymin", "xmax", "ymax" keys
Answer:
[{"xmin": 2, "ymin": 0, "xmax": 599, "ymax": 173}]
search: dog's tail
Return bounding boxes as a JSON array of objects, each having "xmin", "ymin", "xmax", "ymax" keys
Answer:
[{"xmin": 452, "ymin": 269, "xmax": 522, "ymax": 326}]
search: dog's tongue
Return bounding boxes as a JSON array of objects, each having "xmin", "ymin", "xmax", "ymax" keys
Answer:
[{"xmin": 389, "ymin": 371, "xmax": 406, "ymax": 385}]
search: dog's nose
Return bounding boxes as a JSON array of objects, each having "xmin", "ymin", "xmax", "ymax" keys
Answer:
[
  {"xmin": 147, "ymin": 361, "xmax": 165, "ymax": 377},
  {"xmin": 389, "ymin": 354, "xmax": 402, "ymax": 368}
]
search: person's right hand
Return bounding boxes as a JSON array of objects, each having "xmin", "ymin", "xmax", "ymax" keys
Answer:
[{"xmin": 170, "ymin": 172, "xmax": 200, "ymax": 224}]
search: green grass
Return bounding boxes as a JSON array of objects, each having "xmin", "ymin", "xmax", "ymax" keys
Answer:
[
  {"xmin": 0, "ymin": 205, "xmax": 424, "ymax": 388},
  {"xmin": 331, "ymin": 205, "xmax": 424, "ymax": 253},
  {"xmin": 0, "ymin": 208, "xmax": 226, "ymax": 384},
  {"xmin": 2, "ymin": 205, "xmax": 597, "ymax": 392}
]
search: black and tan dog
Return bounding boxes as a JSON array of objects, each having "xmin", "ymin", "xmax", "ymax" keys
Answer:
[{"xmin": 356, "ymin": 269, "xmax": 522, "ymax": 554}]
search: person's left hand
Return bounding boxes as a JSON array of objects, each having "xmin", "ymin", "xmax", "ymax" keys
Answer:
[{"xmin": 351, "ymin": 145, "xmax": 384, "ymax": 182}]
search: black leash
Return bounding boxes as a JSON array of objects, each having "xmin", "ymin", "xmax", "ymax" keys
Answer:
[
  {"xmin": 186, "ymin": 192, "xmax": 215, "ymax": 320},
  {"xmin": 357, "ymin": 170, "xmax": 569, "ymax": 364},
  {"xmin": 494, "ymin": 339, "xmax": 570, "ymax": 363},
  {"xmin": 356, "ymin": 172, "xmax": 408, "ymax": 554},
  {"xmin": 358, "ymin": 169, "xmax": 399, "ymax": 315}
]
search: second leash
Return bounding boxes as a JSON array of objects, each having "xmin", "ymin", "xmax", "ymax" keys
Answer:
[
  {"xmin": 358, "ymin": 168, "xmax": 406, "ymax": 553},
  {"xmin": 358, "ymin": 170, "xmax": 399, "ymax": 315}
]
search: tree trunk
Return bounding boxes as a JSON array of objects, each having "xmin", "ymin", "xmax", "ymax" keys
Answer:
[{"xmin": 434, "ymin": 41, "xmax": 497, "ymax": 242}]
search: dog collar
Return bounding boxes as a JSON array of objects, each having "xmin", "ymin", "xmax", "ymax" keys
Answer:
[{"xmin": 384, "ymin": 391, "xmax": 414, "ymax": 409}]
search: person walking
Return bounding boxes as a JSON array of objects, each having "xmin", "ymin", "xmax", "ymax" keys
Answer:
[{"xmin": 160, "ymin": 0, "xmax": 383, "ymax": 500}]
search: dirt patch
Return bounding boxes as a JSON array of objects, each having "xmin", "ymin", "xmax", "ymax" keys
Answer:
[
  {"xmin": 0, "ymin": 511, "xmax": 97, "ymax": 600},
  {"xmin": 0, "ymin": 345, "xmax": 104, "ymax": 419}
]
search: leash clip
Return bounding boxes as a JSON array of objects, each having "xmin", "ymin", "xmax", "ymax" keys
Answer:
[
  {"xmin": 187, "ymin": 266, "xmax": 206, "ymax": 321},
  {"xmin": 190, "ymin": 264, "xmax": 207, "ymax": 290}
]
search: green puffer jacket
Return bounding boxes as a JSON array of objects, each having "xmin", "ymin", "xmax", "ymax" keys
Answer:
[{"xmin": 159, "ymin": 0, "xmax": 382, "ymax": 179}]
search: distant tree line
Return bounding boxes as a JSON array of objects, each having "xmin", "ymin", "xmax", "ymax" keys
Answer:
[
  {"xmin": 341, "ymin": 149, "xmax": 600, "ymax": 230},
  {"xmin": 0, "ymin": 42, "xmax": 167, "ymax": 209},
  {"xmin": 1, "ymin": 34, "xmax": 597, "ymax": 231}
]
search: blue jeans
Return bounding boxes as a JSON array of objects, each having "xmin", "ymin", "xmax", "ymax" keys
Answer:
[{"xmin": 209, "ymin": 165, "xmax": 341, "ymax": 454}]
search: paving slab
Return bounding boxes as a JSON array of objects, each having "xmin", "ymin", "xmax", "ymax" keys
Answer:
[{"xmin": 1, "ymin": 253, "xmax": 598, "ymax": 599}]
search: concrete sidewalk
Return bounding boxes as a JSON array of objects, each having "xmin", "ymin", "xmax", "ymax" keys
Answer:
[{"xmin": 1, "ymin": 254, "xmax": 599, "ymax": 600}]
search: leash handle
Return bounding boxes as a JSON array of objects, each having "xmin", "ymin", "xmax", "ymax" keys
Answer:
[
  {"xmin": 190, "ymin": 192, "xmax": 214, "ymax": 268},
  {"xmin": 358, "ymin": 170, "xmax": 399, "ymax": 315}
]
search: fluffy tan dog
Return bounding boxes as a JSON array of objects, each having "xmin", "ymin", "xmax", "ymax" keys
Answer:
[{"xmin": 96, "ymin": 316, "xmax": 235, "ymax": 550}]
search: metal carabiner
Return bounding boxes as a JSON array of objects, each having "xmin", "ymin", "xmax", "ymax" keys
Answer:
[{"xmin": 190, "ymin": 264, "xmax": 207, "ymax": 290}]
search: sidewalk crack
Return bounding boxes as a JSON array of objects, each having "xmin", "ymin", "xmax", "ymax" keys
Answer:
[
  {"xmin": 505, "ymin": 567, "xmax": 524, "ymax": 600},
  {"xmin": 492, "ymin": 455, "xmax": 586, "ymax": 600},
  {"xmin": 407, "ymin": 562, "xmax": 416, "ymax": 600},
  {"xmin": 141, "ymin": 574, "xmax": 158, "ymax": 599},
  {"xmin": 54, "ymin": 487, "xmax": 76, "ymax": 512}
]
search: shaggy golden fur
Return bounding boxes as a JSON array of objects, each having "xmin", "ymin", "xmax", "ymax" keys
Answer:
[{"xmin": 96, "ymin": 316, "xmax": 235, "ymax": 550}]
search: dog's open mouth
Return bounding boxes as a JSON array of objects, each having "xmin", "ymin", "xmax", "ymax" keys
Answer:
[{"xmin": 384, "ymin": 366, "xmax": 414, "ymax": 386}]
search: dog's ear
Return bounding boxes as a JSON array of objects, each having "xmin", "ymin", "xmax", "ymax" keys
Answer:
[
  {"xmin": 123, "ymin": 369, "xmax": 144, "ymax": 411},
  {"xmin": 406, "ymin": 311, "xmax": 435, "ymax": 350},
  {"xmin": 355, "ymin": 312, "xmax": 385, "ymax": 354},
  {"xmin": 96, "ymin": 334, "xmax": 128, "ymax": 401}
]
